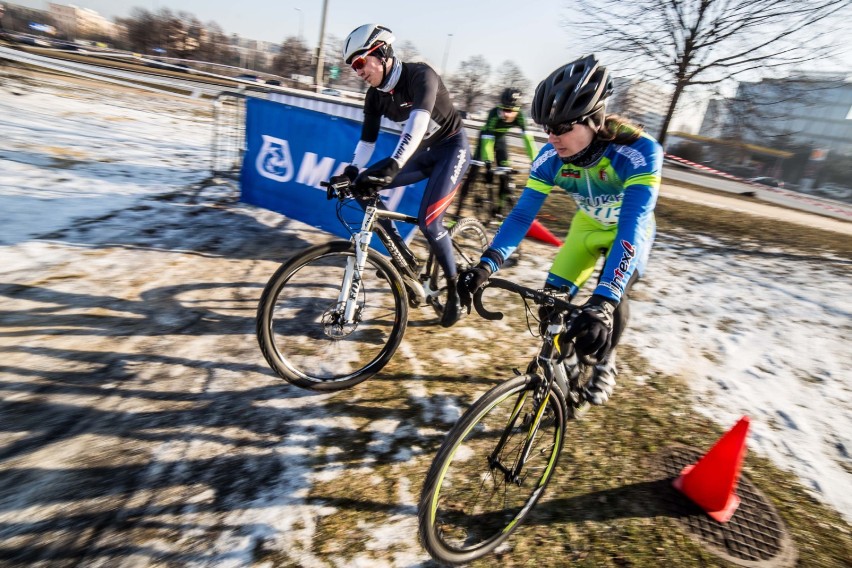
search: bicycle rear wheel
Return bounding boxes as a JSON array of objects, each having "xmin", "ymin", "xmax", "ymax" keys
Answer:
[
  {"xmin": 418, "ymin": 374, "xmax": 566, "ymax": 565},
  {"xmin": 256, "ymin": 241, "xmax": 408, "ymax": 391},
  {"xmin": 428, "ymin": 217, "xmax": 489, "ymax": 316}
]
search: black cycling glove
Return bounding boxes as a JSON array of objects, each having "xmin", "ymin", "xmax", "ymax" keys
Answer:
[
  {"xmin": 563, "ymin": 294, "xmax": 616, "ymax": 360},
  {"xmin": 328, "ymin": 165, "xmax": 360, "ymax": 188},
  {"xmin": 354, "ymin": 157, "xmax": 400, "ymax": 192},
  {"xmin": 457, "ymin": 262, "xmax": 492, "ymax": 313}
]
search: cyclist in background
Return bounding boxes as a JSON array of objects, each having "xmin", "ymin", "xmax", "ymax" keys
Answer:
[
  {"xmin": 457, "ymin": 55, "xmax": 663, "ymax": 405},
  {"xmin": 453, "ymin": 87, "xmax": 538, "ymax": 218},
  {"xmin": 330, "ymin": 24, "xmax": 470, "ymax": 327}
]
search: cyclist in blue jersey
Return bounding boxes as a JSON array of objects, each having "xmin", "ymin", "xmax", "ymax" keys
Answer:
[
  {"xmin": 329, "ymin": 24, "xmax": 470, "ymax": 327},
  {"xmin": 457, "ymin": 55, "xmax": 662, "ymax": 405},
  {"xmin": 453, "ymin": 88, "xmax": 538, "ymax": 218}
]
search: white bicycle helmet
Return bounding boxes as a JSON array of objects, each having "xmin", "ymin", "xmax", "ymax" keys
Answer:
[{"xmin": 343, "ymin": 24, "xmax": 396, "ymax": 64}]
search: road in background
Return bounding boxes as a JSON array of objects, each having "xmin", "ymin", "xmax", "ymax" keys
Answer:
[{"xmin": 663, "ymin": 166, "xmax": 852, "ymax": 223}]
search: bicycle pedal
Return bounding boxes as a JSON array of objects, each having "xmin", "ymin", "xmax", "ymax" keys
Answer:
[{"xmin": 569, "ymin": 400, "xmax": 591, "ymax": 420}]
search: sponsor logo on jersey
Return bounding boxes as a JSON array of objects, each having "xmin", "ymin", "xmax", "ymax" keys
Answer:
[
  {"xmin": 531, "ymin": 148, "xmax": 557, "ymax": 173},
  {"xmin": 449, "ymin": 148, "xmax": 467, "ymax": 184},
  {"xmin": 614, "ymin": 145, "xmax": 647, "ymax": 168},
  {"xmin": 581, "ymin": 193, "xmax": 621, "ymax": 208},
  {"xmin": 599, "ymin": 169, "xmax": 608, "ymax": 181},
  {"xmin": 600, "ymin": 239, "xmax": 636, "ymax": 295},
  {"xmin": 562, "ymin": 169, "xmax": 581, "ymax": 178},
  {"xmin": 399, "ymin": 101, "xmax": 413, "ymax": 109}
]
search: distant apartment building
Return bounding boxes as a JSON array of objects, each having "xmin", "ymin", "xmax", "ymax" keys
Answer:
[
  {"xmin": 699, "ymin": 73, "xmax": 852, "ymax": 157},
  {"xmin": 607, "ymin": 77, "xmax": 669, "ymax": 138},
  {"xmin": 697, "ymin": 98, "xmax": 730, "ymax": 139},
  {"xmin": 229, "ymin": 35, "xmax": 280, "ymax": 69},
  {"xmin": 48, "ymin": 3, "xmax": 117, "ymax": 40},
  {"xmin": 1, "ymin": 2, "xmax": 56, "ymax": 35}
]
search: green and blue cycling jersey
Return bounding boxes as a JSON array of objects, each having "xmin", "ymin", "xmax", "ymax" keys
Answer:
[
  {"xmin": 477, "ymin": 107, "xmax": 537, "ymax": 163},
  {"xmin": 482, "ymin": 132, "xmax": 663, "ymax": 303}
]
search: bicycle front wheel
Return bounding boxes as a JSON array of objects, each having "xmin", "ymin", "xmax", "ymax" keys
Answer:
[
  {"xmin": 427, "ymin": 217, "xmax": 489, "ymax": 317},
  {"xmin": 256, "ymin": 241, "xmax": 408, "ymax": 391},
  {"xmin": 418, "ymin": 374, "xmax": 566, "ymax": 565}
]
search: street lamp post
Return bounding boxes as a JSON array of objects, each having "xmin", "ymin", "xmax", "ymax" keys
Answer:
[
  {"xmin": 314, "ymin": 0, "xmax": 328, "ymax": 91},
  {"xmin": 294, "ymin": 7, "xmax": 303, "ymax": 40},
  {"xmin": 441, "ymin": 33, "xmax": 453, "ymax": 76}
]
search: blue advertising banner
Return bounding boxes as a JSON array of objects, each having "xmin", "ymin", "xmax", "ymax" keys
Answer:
[{"xmin": 240, "ymin": 98, "xmax": 423, "ymax": 245}]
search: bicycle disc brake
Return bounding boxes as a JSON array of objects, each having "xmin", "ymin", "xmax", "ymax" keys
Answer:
[{"xmin": 321, "ymin": 303, "xmax": 363, "ymax": 338}]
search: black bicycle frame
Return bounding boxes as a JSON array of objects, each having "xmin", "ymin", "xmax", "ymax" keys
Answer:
[{"xmin": 488, "ymin": 339, "xmax": 562, "ymax": 485}]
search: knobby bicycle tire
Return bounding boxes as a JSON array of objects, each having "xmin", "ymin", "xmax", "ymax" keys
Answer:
[
  {"xmin": 418, "ymin": 373, "xmax": 566, "ymax": 565},
  {"xmin": 256, "ymin": 241, "xmax": 409, "ymax": 391},
  {"xmin": 427, "ymin": 217, "xmax": 489, "ymax": 316}
]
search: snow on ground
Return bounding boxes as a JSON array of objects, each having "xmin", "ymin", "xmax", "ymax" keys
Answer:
[
  {"xmin": 631, "ymin": 231, "xmax": 851, "ymax": 515},
  {"xmin": 0, "ymin": 72, "xmax": 210, "ymax": 249},
  {"xmin": 0, "ymin": 69, "xmax": 850, "ymax": 566}
]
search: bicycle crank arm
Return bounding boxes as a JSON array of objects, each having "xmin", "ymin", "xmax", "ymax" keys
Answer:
[{"xmin": 400, "ymin": 274, "xmax": 426, "ymax": 304}]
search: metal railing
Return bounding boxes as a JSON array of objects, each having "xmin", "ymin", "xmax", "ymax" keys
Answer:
[{"xmin": 211, "ymin": 91, "xmax": 248, "ymax": 179}]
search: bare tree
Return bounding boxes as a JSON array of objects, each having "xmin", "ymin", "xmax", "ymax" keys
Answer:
[
  {"xmin": 492, "ymin": 60, "xmax": 532, "ymax": 102},
  {"xmin": 568, "ymin": 0, "xmax": 851, "ymax": 145},
  {"xmin": 120, "ymin": 8, "xmax": 159, "ymax": 54},
  {"xmin": 396, "ymin": 40, "xmax": 422, "ymax": 62},
  {"xmin": 447, "ymin": 55, "xmax": 491, "ymax": 114},
  {"xmin": 272, "ymin": 36, "xmax": 313, "ymax": 85}
]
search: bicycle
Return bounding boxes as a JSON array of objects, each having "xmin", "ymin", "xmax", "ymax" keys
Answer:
[
  {"xmin": 456, "ymin": 160, "xmax": 518, "ymax": 223},
  {"xmin": 256, "ymin": 175, "xmax": 489, "ymax": 391},
  {"xmin": 418, "ymin": 277, "xmax": 600, "ymax": 565}
]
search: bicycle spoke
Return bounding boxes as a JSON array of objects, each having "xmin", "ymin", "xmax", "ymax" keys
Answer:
[
  {"xmin": 422, "ymin": 376, "xmax": 564, "ymax": 558},
  {"xmin": 257, "ymin": 244, "xmax": 407, "ymax": 389}
]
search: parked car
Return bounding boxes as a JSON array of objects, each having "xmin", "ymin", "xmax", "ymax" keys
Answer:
[
  {"xmin": 748, "ymin": 176, "xmax": 784, "ymax": 188},
  {"xmin": 235, "ymin": 74, "xmax": 262, "ymax": 83},
  {"xmin": 265, "ymin": 79, "xmax": 282, "ymax": 86},
  {"xmin": 321, "ymin": 88, "xmax": 342, "ymax": 97},
  {"xmin": 15, "ymin": 35, "xmax": 51, "ymax": 47}
]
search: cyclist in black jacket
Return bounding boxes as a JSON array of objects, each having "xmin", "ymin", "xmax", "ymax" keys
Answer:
[{"xmin": 330, "ymin": 24, "xmax": 471, "ymax": 327}]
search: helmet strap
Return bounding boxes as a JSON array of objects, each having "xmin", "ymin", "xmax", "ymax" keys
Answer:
[{"xmin": 585, "ymin": 108, "xmax": 606, "ymax": 132}]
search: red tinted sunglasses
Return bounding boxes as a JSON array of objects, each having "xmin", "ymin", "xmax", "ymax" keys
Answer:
[{"xmin": 350, "ymin": 43, "xmax": 384, "ymax": 71}]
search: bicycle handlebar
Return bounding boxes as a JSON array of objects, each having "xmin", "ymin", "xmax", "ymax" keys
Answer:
[
  {"xmin": 320, "ymin": 176, "xmax": 393, "ymax": 201},
  {"xmin": 472, "ymin": 277, "xmax": 576, "ymax": 321},
  {"xmin": 469, "ymin": 160, "xmax": 516, "ymax": 175}
]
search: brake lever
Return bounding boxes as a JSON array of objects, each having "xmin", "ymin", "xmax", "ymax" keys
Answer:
[{"xmin": 320, "ymin": 179, "xmax": 351, "ymax": 200}]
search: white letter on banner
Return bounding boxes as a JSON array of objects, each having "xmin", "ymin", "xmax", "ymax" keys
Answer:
[
  {"xmin": 296, "ymin": 152, "xmax": 338, "ymax": 188},
  {"xmin": 256, "ymin": 135, "xmax": 295, "ymax": 182}
]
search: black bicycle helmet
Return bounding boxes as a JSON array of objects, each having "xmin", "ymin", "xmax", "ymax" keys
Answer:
[
  {"xmin": 500, "ymin": 88, "xmax": 522, "ymax": 109},
  {"xmin": 530, "ymin": 55, "xmax": 613, "ymax": 126}
]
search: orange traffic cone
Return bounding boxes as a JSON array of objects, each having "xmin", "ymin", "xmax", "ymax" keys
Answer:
[
  {"xmin": 672, "ymin": 416, "xmax": 750, "ymax": 522},
  {"xmin": 526, "ymin": 219, "xmax": 563, "ymax": 247}
]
